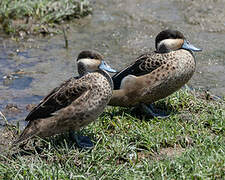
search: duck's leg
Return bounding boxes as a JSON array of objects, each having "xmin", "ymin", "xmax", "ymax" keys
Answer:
[
  {"xmin": 134, "ymin": 103, "xmax": 170, "ymax": 118},
  {"xmin": 69, "ymin": 131, "xmax": 94, "ymax": 148}
]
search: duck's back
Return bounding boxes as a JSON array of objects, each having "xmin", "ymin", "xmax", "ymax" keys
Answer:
[{"xmin": 113, "ymin": 50, "xmax": 195, "ymax": 90}]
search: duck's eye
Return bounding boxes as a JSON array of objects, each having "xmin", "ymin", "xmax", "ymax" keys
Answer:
[
  {"xmin": 102, "ymin": 61, "xmax": 107, "ymax": 67},
  {"xmin": 186, "ymin": 40, "xmax": 190, "ymax": 45}
]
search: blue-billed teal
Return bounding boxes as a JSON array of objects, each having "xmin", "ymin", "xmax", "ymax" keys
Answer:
[
  {"xmin": 109, "ymin": 29, "xmax": 202, "ymax": 117},
  {"xmin": 14, "ymin": 50, "xmax": 117, "ymax": 147}
]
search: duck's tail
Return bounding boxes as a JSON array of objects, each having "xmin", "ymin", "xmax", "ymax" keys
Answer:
[{"xmin": 13, "ymin": 122, "xmax": 38, "ymax": 145}]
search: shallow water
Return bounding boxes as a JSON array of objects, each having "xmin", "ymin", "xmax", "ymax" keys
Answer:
[{"xmin": 0, "ymin": 0, "xmax": 225, "ymax": 125}]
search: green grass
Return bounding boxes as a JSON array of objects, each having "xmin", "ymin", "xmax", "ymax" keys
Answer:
[
  {"xmin": 0, "ymin": 88, "xmax": 225, "ymax": 179},
  {"xmin": 0, "ymin": 0, "xmax": 91, "ymax": 35}
]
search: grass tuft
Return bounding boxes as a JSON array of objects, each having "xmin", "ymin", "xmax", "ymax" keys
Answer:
[{"xmin": 0, "ymin": 0, "xmax": 91, "ymax": 35}]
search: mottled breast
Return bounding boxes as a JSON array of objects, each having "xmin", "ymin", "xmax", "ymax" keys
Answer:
[{"xmin": 140, "ymin": 49, "xmax": 196, "ymax": 104}]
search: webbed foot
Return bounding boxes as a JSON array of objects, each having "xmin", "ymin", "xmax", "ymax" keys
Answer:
[
  {"xmin": 132, "ymin": 103, "xmax": 170, "ymax": 119},
  {"xmin": 69, "ymin": 131, "xmax": 94, "ymax": 149}
]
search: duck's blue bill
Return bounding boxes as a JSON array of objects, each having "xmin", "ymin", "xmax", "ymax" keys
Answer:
[
  {"xmin": 99, "ymin": 61, "xmax": 117, "ymax": 73},
  {"xmin": 182, "ymin": 40, "xmax": 202, "ymax": 52}
]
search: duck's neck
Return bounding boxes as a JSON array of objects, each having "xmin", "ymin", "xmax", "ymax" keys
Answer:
[
  {"xmin": 78, "ymin": 63, "xmax": 87, "ymax": 76},
  {"xmin": 156, "ymin": 45, "xmax": 171, "ymax": 53}
]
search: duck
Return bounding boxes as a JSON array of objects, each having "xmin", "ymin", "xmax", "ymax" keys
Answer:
[
  {"xmin": 14, "ymin": 50, "xmax": 117, "ymax": 147},
  {"xmin": 109, "ymin": 29, "xmax": 202, "ymax": 117}
]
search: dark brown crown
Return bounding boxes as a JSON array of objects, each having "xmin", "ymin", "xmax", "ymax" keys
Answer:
[
  {"xmin": 155, "ymin": 29, "xmax": 185, "ymax": 49},
  {"xmin": 77, "ymin": 50, "xmax": 103, "ymax": 61}
]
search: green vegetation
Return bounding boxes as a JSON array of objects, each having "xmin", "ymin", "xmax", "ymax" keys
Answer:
[
  {"xmin": 0, "ymin": 0, "xmax": 91, "ymax": 35},
  {"xmin": 0, "ymin": 88, "xmax": 225, "ymax": 179}
]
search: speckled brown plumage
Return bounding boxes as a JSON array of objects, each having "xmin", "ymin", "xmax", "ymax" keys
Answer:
[
  {"xmin": 14, "ymin": 51, "xmax": 114, "ymax": 144},
  {"xmin": 112, "ymin": 52, "xmax": 169, "ymax": 89},
  {"xmin": 109, "ymin": 29, "xmax": 201, "ymax": 107}
]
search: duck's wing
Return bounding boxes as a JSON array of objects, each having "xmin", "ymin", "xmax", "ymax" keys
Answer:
[
  {"xmin": 25, "ymin": 77, "xmax": 90, "ymax": 121},
  {"xmin": 112, "ymin": 52, "xmax": 164, "ymax": 89}
]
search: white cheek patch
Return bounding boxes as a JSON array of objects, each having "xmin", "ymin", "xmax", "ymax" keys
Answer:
[
  {"xmin": 77, "ymin": 58, "xmax": 96, "ymax": 66},
  {"xmin": 77, "ymin": 58, "xmax": 98, "ymax": 71},
  {"xmin": 157, "ymin": 39, "xmax": 183, "ymax": 51}
]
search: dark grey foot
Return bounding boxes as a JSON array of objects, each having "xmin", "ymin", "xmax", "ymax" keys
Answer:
[
  {"xmin": 69, "ymin": 131, "xmax": 94, "ymax": 149},
  {"xmin": 132, "ymin": 103, "xmax": 170, "ymax": 119}
]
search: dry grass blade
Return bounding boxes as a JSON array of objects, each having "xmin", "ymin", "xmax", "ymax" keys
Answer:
[{"xmin": 0, "ymin": 111, "xmax": 9, "ymax": 126}]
